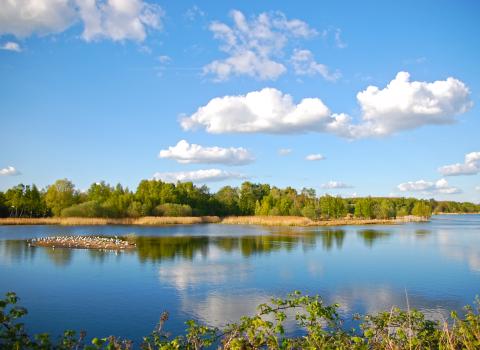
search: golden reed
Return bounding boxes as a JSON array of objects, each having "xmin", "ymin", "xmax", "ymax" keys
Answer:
[
  {"xmin": 0, "ymin": 215, "xmax": 427, "ymax": 227},
  {"xmin": 0, "ymin": 216, "xmax": 221, "ymax": 226},
  {"xmin": 220, "ymin": 215, "xmax": 428, "ymax": 227}
]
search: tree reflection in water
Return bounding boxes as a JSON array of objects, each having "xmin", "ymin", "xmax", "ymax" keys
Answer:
[
  {"xmin": 132, "ymin": 229, "xmax": 346, "ymax": 263},
  {"xmin": 1, "ymin": 227, "xmax": 403, "ymax": 265},
  {"xmin": 357, "ymin": 229, "xmax": 391, "ymax": 247}
]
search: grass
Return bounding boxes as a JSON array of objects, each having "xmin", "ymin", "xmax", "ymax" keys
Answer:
[{"xmin": 0, "ymin": 216, "xmax": 220, "ymax": 226}]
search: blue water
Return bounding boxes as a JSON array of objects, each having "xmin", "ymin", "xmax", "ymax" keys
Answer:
[{"xmin": 0, "ymin": 215, "xmax": 479, "ymax": 344}]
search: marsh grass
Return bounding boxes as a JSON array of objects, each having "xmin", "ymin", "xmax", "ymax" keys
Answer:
[
  {"xmin": 220, "ymin": 215, "xmax": 428, "ymax": 227},
  {"xmin": 0, "ymin": 215, "xmax": 426, "ymax": 227},
  {"xmin": 0, "ymin": 216, "xmax": 220, "ymax": 226}
]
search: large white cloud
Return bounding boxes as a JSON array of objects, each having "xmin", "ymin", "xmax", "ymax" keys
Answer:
[
  {"xmin": 0, "ymin": 0, "xmax": 77, "ymax": 37},
  {"xmin": 180, "ymin": 87, "xmax": 352, "ymax": 136},
  {"xmin": 0, "ymin": 166, "xmax": 20, "ymax": 176},
  {"xmin": 158, "ymin": 140, "xmax": 254, "ymax": 165},
  {"xmin": 438, "ymin": 152, "xmax": 480, "ymax": 176},
  {"xmin": 181, "ymin": 72, "xmax": 472, "ymax": 138},
  {"xmin": 354, "ymin": 71, "xmax": 472, "ymax": 137},
  {"xmin": 153, "ymin": 169, "xmax": 246, "ymax": 183},
  {"xmin": 203, "ymin": 10, "xmax": 337, "ymax": 81},
  {"xmin": 397, "ymin": 178, "xmax": 460, "ymax": 195},
  {"xmin": 0, "ymin": 0, "xmax": 163, "ymax": 42}
]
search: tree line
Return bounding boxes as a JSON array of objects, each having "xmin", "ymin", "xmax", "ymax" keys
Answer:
[{"xmin": 0, "ymin": 179, "xmax": 478, "ymax": 219}]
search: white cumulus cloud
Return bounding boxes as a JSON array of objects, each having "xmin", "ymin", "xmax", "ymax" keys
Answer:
[
  {"xmin": 0, "ymin": 0, "xmax": 77, "ymax": 37},
  {"xmin": 397, "ymin": 178, "xmax": 460, "ymax": 195},
  {"xmin": 76, "ymin": 0, "xmax": 163, "ymax": 42},
  {"xmin": 153, "ymin": 169, "xmax": 246, "ymax": 183},
  {"xmin": 181, "ymin": 72, "xmax": 471, "ymax": 138},
  {"xmin": 354, "ymin": 71, "xmax": 472, "ymax": 137},
  {"xmin": 321, "ymin": 181, "xmax": 352, "ymax": 189},
  {"xmin": 291, "ymin": 49, "xmax": 340, "ymax": 81},
  {"xmin": 0, "ymin": 0, "xmax": 163, "ymax": 42},
  {"xmin": 180, "ymin": 87, "xmax": 352, "ymax": 136},
  {"xmin": 203, "ymin": 10, "xmax": 320, "ymax": 81},
  {"xmin": 438, "ymin": 152, "xmax": 480, "ymax": 176},
  {"xmin": 1, "ymin": 41, "xmax": 22, "ymax": 52},
  {"xmin": 158, "ymin": 140, "xmax": 254, "ymax": 165},
  {"xmin": 476, "ymin": 186, "xmax": 480, "ymax": 192},
  {"xmin": 305, "ymin": 153, "xmax": 325, "ymax": 161},
  {"xmin": 0, "ymin": 166, "xmax": 20, "ymax": 176}
]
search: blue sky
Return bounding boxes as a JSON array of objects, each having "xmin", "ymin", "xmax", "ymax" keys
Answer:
[{"xmin": 0, "ymin": 0, "xmax": 479, "ymax": 202}]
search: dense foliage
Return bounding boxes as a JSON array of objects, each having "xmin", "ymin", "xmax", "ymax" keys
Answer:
[
  {"xmin": 0, "ymin": 179, "xmax": 478, "ymax": 219},
  {"xmin": 1, "ymin": 291, "xmax": 479, "ymax": 349}
]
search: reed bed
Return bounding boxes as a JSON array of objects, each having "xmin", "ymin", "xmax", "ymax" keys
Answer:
[
  {"xmin": 0, "ymin": 216, "xmax": 220, "ymax": 226},
  {"xmin": 220, "ymin": 215, "xmax": 429, "ymax": 227},
  {"xmin": 0, "ymin": 215, "xmax": 425, "ymax": 227},
  {"xmin": 221, "ymin": 215, "xmax": 315, "ymax": 226}
]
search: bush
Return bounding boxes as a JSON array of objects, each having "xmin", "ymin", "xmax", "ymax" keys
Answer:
[
  {"xmin": 61, "ymin": 201, "xmax": 102, "ymax": 218},
  {"xmin": 154, "ymin": 203, "xmax": 193, "ymax": 217},
  {"xmin": 1, "ymin": 291, "xmax": 480, "ymax": 349}
]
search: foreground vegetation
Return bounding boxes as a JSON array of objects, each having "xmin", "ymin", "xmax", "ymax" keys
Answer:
[
  {"xmin": 1, "ymin": 179, "xmax": 479, "ymax": 221},
  {"xmin": 1, "ymin": 291, "xmax": 479, "ymax": 350}
]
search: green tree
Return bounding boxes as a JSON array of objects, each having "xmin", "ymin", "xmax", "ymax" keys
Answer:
[
  {"xmin": 375, "ymin": 199, "xmax": 396, "ymax": 219},
  {"xmin": 354, "ymin": 197, "xmax": 375, "ymax": 219},
  {"xmin": 215, "ymin": 186, "xmax": 240, "ymax": 216},
  {"xmin": 238, "ymin": 182, "xmax": 269, "ymax": 215},
  {"xmin": 319, "ymin": 195, "xmax": 347, "ymax": 219},
  {"xmin": 0, "ymin": 191, "xmax": 8, "ymax": 217},
  {"xmin": 412, "ymin": 201, "xmax": 432, "ymax": 218},
  {"xmin": 45, "ymin": 179, "xmax": 78, "ymax": 216}
]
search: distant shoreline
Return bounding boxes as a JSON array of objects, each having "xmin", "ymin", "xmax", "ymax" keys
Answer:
[
  {"xmin": 0, "ymin": 215, "xmax": 430, "ymax": 227},
  {"xmin": 434, "ymin": 212, "xmax": 480, "ymax": 215}
]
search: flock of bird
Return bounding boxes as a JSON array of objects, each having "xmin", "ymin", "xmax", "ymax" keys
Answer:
[{"xmin": 29, "ymin": 235, "xmax": 136, "ymax": 250}]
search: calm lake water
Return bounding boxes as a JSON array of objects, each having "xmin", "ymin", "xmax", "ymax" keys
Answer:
[{"xmin": 1, "ymin": 215, "xmax": 479, "ymax": 343}]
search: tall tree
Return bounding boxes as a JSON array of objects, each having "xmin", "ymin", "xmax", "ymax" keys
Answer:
[{"xmin": 45, "ymin": 179, "xmax": 78, "ymax": 216}]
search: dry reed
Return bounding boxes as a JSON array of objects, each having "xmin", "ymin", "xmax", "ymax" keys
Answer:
[
  {"xmin": 0, "ymin": 215, "xmax": 426, "ymax": 227},
  {"xmin": 0, "ymin": 216, "xmax": 220, "ymax": 226},
  {"xmin": 220, "ymin": 215, "xmax": 429, "ymax": 227}
]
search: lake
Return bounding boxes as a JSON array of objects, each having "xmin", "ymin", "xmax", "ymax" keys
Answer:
[{"xmin": 0, "ymin": 215, "xmax": 479, "ymax": 344}]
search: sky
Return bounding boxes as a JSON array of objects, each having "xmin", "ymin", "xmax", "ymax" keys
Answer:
[{"xmin": 0, "ymin": 0, "xmax": 479, "ymax": 202}]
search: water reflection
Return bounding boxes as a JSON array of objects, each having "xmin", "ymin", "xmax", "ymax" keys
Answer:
[
  {"xmin": 43, "ymin": 247, "xmax": 73, "ymax": 266},
  {"xmin": 415, "ymin": 229, "xmax": 432, "ymax": 238},
  {"xmin": 320, "ymin": 229, "xmax": 345, "ymax": 250},
  {"xmin": 357, "ymin": 229, "xmax": 391, "ymax": 247},
  {"xmin": 134, "ymin": 230, "xmax": 343, "ymax": 262},
  {"xmin": 0, "ymin": 240, "xmax": 36, "ymax": 265},
  {"xmin": 0, "ymin": 228, "xmax": 401, "ymax": 265}
]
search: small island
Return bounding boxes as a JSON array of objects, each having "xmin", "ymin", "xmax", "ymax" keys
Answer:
[{"xmin": 30, "ymin": 236, "xmax": 136, "ymax": 250}]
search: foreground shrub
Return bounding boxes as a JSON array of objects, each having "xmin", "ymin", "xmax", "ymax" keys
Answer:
[{"xmin": 1, "ymin": 291, "xmax": 479, "ymax": 349}]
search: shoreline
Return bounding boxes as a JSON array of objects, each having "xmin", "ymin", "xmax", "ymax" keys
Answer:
[{"xmin": 0, "ymin": 215, "xmax": 429, "ymax": 227}]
